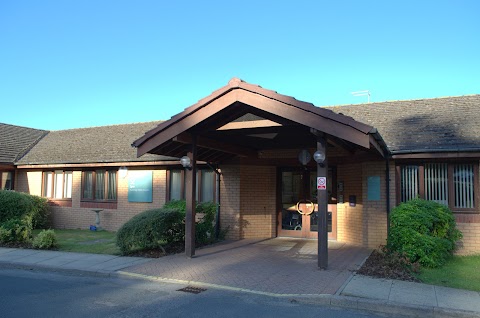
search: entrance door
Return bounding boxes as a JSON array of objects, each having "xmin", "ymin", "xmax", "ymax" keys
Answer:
[{"xmin": 278, "ymin": 168, "xmax": 337, "ymax": 239}]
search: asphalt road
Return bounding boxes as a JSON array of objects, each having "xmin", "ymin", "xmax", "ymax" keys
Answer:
[{"xmin": 0, "ymin": 268, "xmax": 386, "ymax": 318}]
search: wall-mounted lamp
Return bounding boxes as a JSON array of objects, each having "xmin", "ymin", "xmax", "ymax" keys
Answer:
[
  {"xmin": 313, "ymin": 150, "xmax": 326, "ymax": 167},
  {"xmin": 298, "ymin": 149, "xmax": 311, "ymax": 166},
  {"xmin": 180, "ymin": 156, "xmax": 192, "ymax": 170},
  {"xmin": 118, "ymin": 166, "xmax": 128, "ymax": 179}
]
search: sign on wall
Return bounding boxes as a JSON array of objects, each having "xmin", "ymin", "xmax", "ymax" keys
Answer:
[
  {"xmin": 128, "ymin": 170, "xmax": 153, "ymax": 203},
  {"xmin": 367, "ymin": 176, "xmax": 381, "ymax": 201}
]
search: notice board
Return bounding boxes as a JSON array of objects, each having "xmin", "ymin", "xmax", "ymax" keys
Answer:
[{"xmin": 128, "ymin": 170, "xmax": 153, "ymax": 202}]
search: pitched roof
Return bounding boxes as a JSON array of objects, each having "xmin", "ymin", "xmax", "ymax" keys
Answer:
[
  {"xmin": 325, "ymin": 95, "xmax": 480, "ymax": 154},
  {"xmin": 16, "ymin": 121, "xmax": 176, "ymax": 165},
  {"xmin": 0, "ymin": 123, "xmax": 47, "ymax": 164},
  {"xmin": 133, "ymin": 78, "xmax": 384, "ymax": 161}
]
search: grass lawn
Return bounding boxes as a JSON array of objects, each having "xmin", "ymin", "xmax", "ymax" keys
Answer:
[
  {"xmin": 417, "ymin": 254, "xmax": 480, "ymax": 292},
  {"xmin": 33, "ymin": 229, "xmax": 120, "ymax": 255}
]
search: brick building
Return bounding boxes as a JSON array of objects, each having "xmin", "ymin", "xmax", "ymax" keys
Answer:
[{"xmin": 1, "ymin": 78, "xmax": 480, "ymax": 258}]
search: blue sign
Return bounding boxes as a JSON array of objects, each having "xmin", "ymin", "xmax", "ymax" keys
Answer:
[
  {"xmin": 128, "ymin": 171, "xmax": 153, "ymax": 202},
  {"xmin": 367, "ymin": 176, "xmax": 381, "ymax": 201}
]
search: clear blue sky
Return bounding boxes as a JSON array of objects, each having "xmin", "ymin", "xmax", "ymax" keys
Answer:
[{"xmin": 1, "ymin": 1, "xmax": 479, "ymax": 130}]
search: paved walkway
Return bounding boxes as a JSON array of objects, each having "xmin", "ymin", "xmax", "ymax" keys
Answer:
[
  {"xmin": 123, "ymin": 238, "xmax": 370, "ymax": 295},
  {"xmin": 1, "ymin": 239, "xmax": 480, "ymax": 317}
]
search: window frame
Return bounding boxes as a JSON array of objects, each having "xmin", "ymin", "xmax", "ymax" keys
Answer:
[
  {"xmin": 42, "ymin": 170, "xmax": 73, "ymax": 200},
  {"xmin": 0, "ymin": 171, "xmax": 14, "ymax": 190},
  {"xmin": 166, "ymin": 168, "xmax": 216, "ymax": 203},
  {"xmin": 396, "ymin": 160, "xmax": 479, "ymax": 213},
  {"xmin": 81, "ymin": 170, "xmax": 118, "ymax": 202}
]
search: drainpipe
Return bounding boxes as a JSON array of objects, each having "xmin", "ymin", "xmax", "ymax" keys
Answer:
[
  {"xmin": 386, "ymin": 157, "xmax": 391, "ymax": 237},
  {"xmin": 207, "ymin": 162, "xmax": 221, "ymax": 239}
]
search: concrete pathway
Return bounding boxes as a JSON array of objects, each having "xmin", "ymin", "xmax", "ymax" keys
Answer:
[
  {"xmin": 341, "ymin": 274, "xmax": 480, "ymax": 316},
  {"xmin": 0, "ymin": 247, "xmax": 149, "ymax": 275}
]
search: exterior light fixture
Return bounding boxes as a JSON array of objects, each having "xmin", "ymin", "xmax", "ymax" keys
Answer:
[
  {"xmin": 118, "ymin": 166, "xmax": 128, "ymax": 179},
  {"xmin": 180, "ymin": 156, "xmax": 192, "ymax": 170},
  {"xmin": 313, "ymin": 150, "xmax": 326, "ymax": 166},
  {"xmin": 298, "ymin": 149, "xmax": 311, "ymax": 166}
]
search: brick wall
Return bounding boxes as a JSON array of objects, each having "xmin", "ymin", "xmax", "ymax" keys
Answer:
[
  {"xmin": 18, "ymin": 168, "xmax": 167, "ymax": 231},
  {"xmin": 219, "ymin": 165, "xmax": 241, "ymax": 239},
  {"xmin": 239, "ymin": 165, "xmax": 276, "ymax": 239},
  {"xmin": 336, "ymin": 161, "xmax": 395, "ymax": 249},
  {"xmin": 336, "ymin": 163, "xmax": 364, "ymax": 245}
]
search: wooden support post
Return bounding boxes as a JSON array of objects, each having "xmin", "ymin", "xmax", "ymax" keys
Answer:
[
  {"xmin": 317, "ymin": 135, "xmax": 328, "ymax": 269},
  {"xmin": 185, "ymin": 135, "xmax": 197, "ymax": 258}
]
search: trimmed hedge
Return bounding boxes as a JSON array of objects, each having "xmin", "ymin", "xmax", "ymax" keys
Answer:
[
  {"xmin": 0, "ymin": 190, "xmax": 50, "ymax": 244},
  {"xmin": 0, "ymin": 190, "xmax": 50, "ymax": 229},
  {"xmin": 116, "ymin": 200, "xmax": 219, "ymax": 255},
  {"xmin": 387, "ymin": 199, "xmax": 462, "ymax": 268},
  {"xmin": 116, "ymin": 208, "xmax": 184, "ymax": 254}
]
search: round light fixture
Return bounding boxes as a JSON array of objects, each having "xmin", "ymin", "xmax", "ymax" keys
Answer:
[
  {"xmin": 298, "ymin": 149, "xmax": 311, "ymax": 166},
  {"xmin": 180, "ymin": 156, "xmax": 192, "ymax": 169},
  {"xmin": 313, "ymin": 150, "xmax": 326, "ymax": 164}
]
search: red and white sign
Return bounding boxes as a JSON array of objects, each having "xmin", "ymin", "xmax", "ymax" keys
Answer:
[{"xmin": 317, "ymin": 177, "xmax": 327, "ymax": 190}]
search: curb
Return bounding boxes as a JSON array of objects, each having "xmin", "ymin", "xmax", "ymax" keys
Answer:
[
  {"xmin": 2, "ymin": 261, "xmax": 479, "ymax": 318},
  {"xmin": 297, "ymin": 295, "xmax": 480, "ymax": 318},
  {"xmin": 117, "ymin": 271, "xmax": 480, "ymax": 318},
  {"xmin": 0, "ymin": 261, "xmax": 119, "ymax": 279}
]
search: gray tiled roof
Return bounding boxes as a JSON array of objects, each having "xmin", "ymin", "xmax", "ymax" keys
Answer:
[
  {"xmin": 326, "ymin": 95, "xmax": 480, "ymax": 153},
  {"xmin": 16, "ymin": 121, "xmax": 176, "ymax": 165},
  {"xmin": 0, "ymin": 123, "xmax": 47, "ymax": 164}
]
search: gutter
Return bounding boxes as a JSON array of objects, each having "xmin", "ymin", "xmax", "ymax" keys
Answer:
[{"xmin": 390, "ymin": 147, "xmax": 480, "ymax": 155}]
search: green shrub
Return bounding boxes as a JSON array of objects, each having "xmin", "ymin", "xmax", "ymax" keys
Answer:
[
  {"xmin": 196, "ymin": 201, "xmax": 217, "ymax": 245},
  {"xmin": 116, "ymin": 208, "xmax": 184, "ymax": 254},
  {"xmin": 387, "ymin": 199, "xmax": 462, "ymax": 268},
  {"xmin": 0, "ymin": 190, "xmax": 50, "ymax": 229},
  {"xmin": 32, "ymin": 229, "xmax": 58, "ymax": 249},
  {"xmin": 29, "ymin": 195, "xmax": 50, "ymax": 229},
  {"xmin": 116, "ymin": 200, "xmax": 220, "ymax": 255},
  {"xmin": 0, "ymin": 218, "xmax": 32, "ymax": 243}
]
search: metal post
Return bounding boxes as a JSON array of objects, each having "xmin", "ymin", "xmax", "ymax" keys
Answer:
[
  {"xmin": 317, "ymin": 136, "xmax": 328, "ymax": 269},
  {"xmin": 185, "ymin": 135, "xmax": 197, "ymax": 258}
]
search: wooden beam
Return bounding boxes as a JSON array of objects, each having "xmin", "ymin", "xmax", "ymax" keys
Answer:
[
  {"xmin": 238, "ymin": 91, "xmax": 371, "ymax": 149},
  {"xmin": 369, "ymin": 135, "xmax": 386, "ymax": 158},
  {"xmin": 173, "ymin": 132, "xmax": 258, "ymax": 158},
  {"xmin": 185, "ymin": 135, "xmax": 197, "ymax": 258},
  {"xmin": 316, "ymin": 134, "xmax": 328, "ymax": 270}
]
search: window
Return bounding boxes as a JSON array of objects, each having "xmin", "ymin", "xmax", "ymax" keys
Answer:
[
  {"xmin": 398, "ymin": 162, "xmax": 478, "ymax": 212},
  {"xmin": 82, "ymin": 170, "xmax": 117, "ymax": 201},
  {"xmin": 42, "ymin": 171, "xmax": 72, "ymax": 199},
  {"xmin": 1, "ymin": 172, "xmax": 13, "ymax": 190},
  {"xmin": 167, "ymin": 169, "xmax": 216, "ymax": 202}
]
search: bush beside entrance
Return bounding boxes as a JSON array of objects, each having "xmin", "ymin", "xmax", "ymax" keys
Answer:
[
  {"xmin": 387, "ymin": 198, "xmax": 462, "ymax": 268},
  {"xmin": 116, "ymin": 200, "xmax": 218, "ymax": 255}
]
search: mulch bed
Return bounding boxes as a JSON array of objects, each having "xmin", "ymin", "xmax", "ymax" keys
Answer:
[
  {"xmin": 127, "ymin": 242, "xmax": 185, "ymax": 258},
  {"xmin": 357, "ymin": 249, "xmax": 420, "ymax": 282}
]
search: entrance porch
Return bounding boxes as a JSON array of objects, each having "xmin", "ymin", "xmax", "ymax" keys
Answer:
[{"xmin": 132, "ymin": 78, "xmax": 388, "ymax": 268}]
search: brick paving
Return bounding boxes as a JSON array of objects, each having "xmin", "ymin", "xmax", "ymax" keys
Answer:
[{"xmin": 123, "ymin": 238, "xmax": 371, "ymax": 295}]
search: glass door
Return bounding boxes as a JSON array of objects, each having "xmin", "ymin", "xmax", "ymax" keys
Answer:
[{"xmin": 278, "ymin": 168, "xmax": 336, "ymax": 239}]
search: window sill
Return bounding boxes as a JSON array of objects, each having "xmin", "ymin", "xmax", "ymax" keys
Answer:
[
  {"xmin": 80, "ymin": 201, "xmax": 117, "ymax": 209},
  {"xmin": 48, "ymin": 199, "xmax": 73, "ymax": 208}
]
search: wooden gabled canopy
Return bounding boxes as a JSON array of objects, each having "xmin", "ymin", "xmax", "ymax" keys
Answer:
[{"xmin": 133, "ymin": 78, "xmax": 387, "ymax": 162}]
